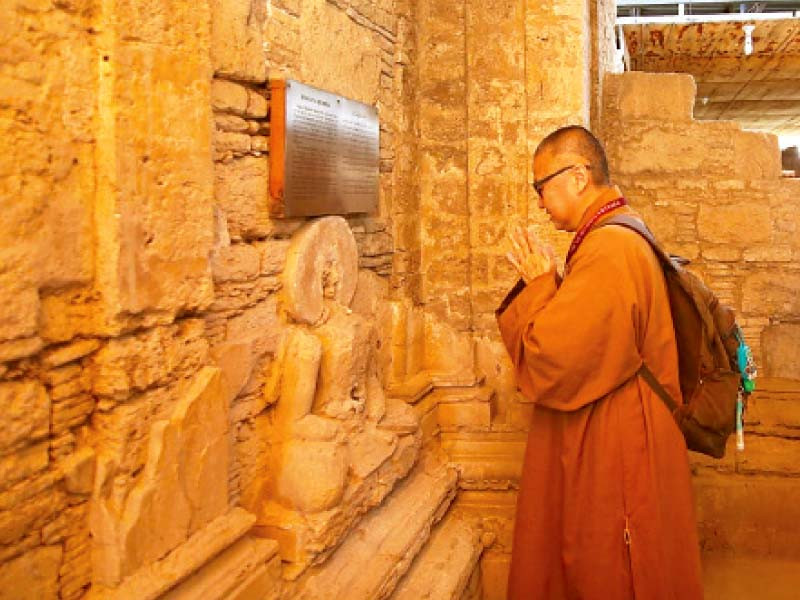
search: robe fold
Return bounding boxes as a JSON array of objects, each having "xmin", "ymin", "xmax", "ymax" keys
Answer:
[{"xmin": 497, "ymin": 188, "xmax": 704, "ymax": 600}]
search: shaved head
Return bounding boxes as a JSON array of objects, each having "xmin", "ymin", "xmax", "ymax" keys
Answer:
[{"xmin": 534, "ymin": 125, "xmax": 610, "ymax": 186}]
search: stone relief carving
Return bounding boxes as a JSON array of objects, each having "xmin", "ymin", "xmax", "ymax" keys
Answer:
[
  {"xmin": 89, "ymin": 367, "xmax": 229, "ymax": 587},
  {"xmin": 244, "ymin": 216, "xmax": 420, "ymax": 575}
]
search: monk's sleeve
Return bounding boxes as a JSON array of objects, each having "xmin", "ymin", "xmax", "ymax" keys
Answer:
[{"xmin": 496, "ymin": 233, "xmax": 643, "ymax": 411}]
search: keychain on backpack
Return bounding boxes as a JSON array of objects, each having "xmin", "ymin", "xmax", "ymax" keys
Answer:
[{"xmin": 735, "ymin": 328, "xmax": 757, "ymax": 451}]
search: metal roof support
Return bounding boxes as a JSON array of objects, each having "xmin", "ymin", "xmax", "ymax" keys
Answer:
[{"xmin": 617, "ymin": 12, "xmax": 799, "ymax": 24}]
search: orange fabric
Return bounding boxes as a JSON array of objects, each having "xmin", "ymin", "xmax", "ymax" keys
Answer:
[{"xmin": 497, "ymin": 188, "xmax": 704, "ymax": 600}]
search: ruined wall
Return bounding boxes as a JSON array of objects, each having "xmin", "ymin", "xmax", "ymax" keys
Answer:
[
  {"xmin": 602, "ymin": 71, "xmax": 800, "ymax": 561},
  {"xmin": 0, "ymin": 0, "xmax": 622, "ymax": 597},
  {"xmin": 0, "ymin": 0, "xmax": 421, "ymax": 597},
  {"xmin": 1, "ymin": 0, "xmax": 217, "ymax": 597}
]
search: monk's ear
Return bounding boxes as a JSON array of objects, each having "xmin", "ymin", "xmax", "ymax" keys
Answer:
[{"xmin": 572, "ymin": 164, "xmax": 591, "ymax": 194}]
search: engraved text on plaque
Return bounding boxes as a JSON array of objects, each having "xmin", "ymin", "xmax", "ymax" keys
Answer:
[{"xmin": 269, "ymin": 79, "xmax": 380, "ymax": 217}]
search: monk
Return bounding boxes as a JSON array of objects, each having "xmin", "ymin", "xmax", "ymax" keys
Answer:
[{"xmin": 497, "ymin": 126, "xmax": 704, "ymax": 599}]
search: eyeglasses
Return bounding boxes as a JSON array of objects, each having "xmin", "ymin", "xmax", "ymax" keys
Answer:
[{"xmin": 532, "ymin": 164, "xmax": 589, "ymax": 196}]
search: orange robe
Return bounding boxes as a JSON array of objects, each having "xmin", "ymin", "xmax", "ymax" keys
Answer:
[{"xmin": 497, "ymin": 188, "xmax": 704, "ymax": 600}]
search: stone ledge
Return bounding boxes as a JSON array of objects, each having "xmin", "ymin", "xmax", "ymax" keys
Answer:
[
  {"xmin": 88, "ymin": 508, "xmax": 256, "ymax": 600},
  {"xmin": 289, "ymin": 457, "xmax": 458, "ymax": 600},
  {"xmin": 162, "ymin": 535, "xmax": 281, "ymax": 600},
  {"xmin": 391, "ymin": 513, "xmax": 485, "ymax": 600}
]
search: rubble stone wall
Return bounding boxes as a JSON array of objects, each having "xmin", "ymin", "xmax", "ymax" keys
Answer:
[
  {"xmin": 0, "ymin": 0, "xmax": 411, "ymax": 597},
  {"xmin": 1, "ymin": 0, "xmax": 216, "ymax": 597}
]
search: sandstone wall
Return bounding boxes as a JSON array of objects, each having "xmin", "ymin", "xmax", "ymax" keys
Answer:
[
  {"xmin": 409, "ymin": 3, "xmax": 619, "ymax": 598},
  {"xmin": 602, "ymin": 71, "xmax": 800, "ymax": 561},
  {"xmin": 0, "ymin": 0, "xmax": 414, "ymax": 597},
  {"xmin": 2, "ymin": 0, "xmax": 217, "ymax": 597}
]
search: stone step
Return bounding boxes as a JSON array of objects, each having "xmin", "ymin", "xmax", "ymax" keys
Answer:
[
  {"xmin": 163, "ymin": 535, "xmax": 282, "ymax": 600},
  {"xmin": 290, "ymin": 456, "xmax": 459, "ymax": 600},
  {"xmin": 702, "ymin": 553, "xmax": 800, "ymax": 600},
  {"xmin": 87, "ymin": 508, "xmax": 267, "ymax": 600},
  {"xmin": 390, "ymin": 513, "xmax": 485, "ymax": 600}
]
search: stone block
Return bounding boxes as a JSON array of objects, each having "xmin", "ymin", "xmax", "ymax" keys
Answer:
[
  {"xmin": 761, "ymin": 324, "xmax": 800, "ymax": 381},
  {"xmin": 290, "ymin": 459, "xmax": 458, "ymax": 598},
  {"xmin": 225, "ymin": 298, "xmax": 281, "ymax": 359},
  {"xmin": 701, "ymin": 246, "xmax": 742, "ymax": 262},
  {"xmin": 609, "ymin": 72, "xmax": 696, "ymax": 122},
  {"xmin": 0, "ymin": 336, "xmax": 43, "ymax": 364},
  {"xmin": 162, "ymin": 536, "xmax": 280, "ymax": 600},
  {"xmin": 93, "ymin": 40, "xmax": 215, "ymax": 322},
  {"xmin": 251, "ymin": 136, "xmax": 269, "ymax": 153},
  {"xmin": 735, "ymin": 435, "xmax": 800, "ymax": 476},
  {"xmin": 693, "ymin": 471, "xmax": 800, "ymax": 557},
  {"xmin": 742, "ymin": 245, "xmax": 793, "ymax": 262},
  {"xmin": 0, "ymin": 442, "xmax": 49, "ymax": 492},
  {"xmin": 441, "ymin": 432, "xmax": 527, "ymax": 488},
  {"xmin": 210, "ymin": 0, "xmax": 268, "ymax": 82},
  {"xmin": 52, "ymin": 394, "xmax": 95, "ymax": 435},
  {"xmin": 734, "ymin": 130, "xmax": 781, "ymax": 180},
  {"xmin": 215, "ymin": 114, "xmax": 249, "ymax": 133},
  {"xmin": 0, "ymin": 545, "xmax": 62, "ymax": 600},
  {"xmin": 0, "ymin": 381, "xmax": 50, "ymax": 452},
  {"xmin": 215, "ymin": 131, "xmax": 251, "ymax": 155},
  {"xmin": 41, "ymin": 338, "xmax": 101, "ymax": 368},
  {"xmin": 742, "ymin": 271, "xmax": 800, "ymax": 317},
  {"xmin": 392, "ymin": 513, "xmax": 484, "ymax": 600},
  {"xmin": 609, "ymin": 121, "xmax": 739, "ymax": 178},
  {"xmin": 245, "ymin": 89, "xmax": 268, "ymax": 118},
  {"xmin": 296, "ymin": 0, "xmax": 383, "ymax": 106},
  {"xmin": 211, "ymin": 79, "xmax": 250, "ymax": 115},
  {"xmin": 91, "ymin": 320, "xmax": 208, "ymax": 398},
  {"xmin": 423, "ymin": 315, "xmax": 475, "ymax": 380},
  {"xmin": 254, "ymin": 239, "xmax": 291, "ymax": 276},
  {"xmin": 211, "ymin": 243, "xmax": 261, "ymax": 282},
  {"xmin": 215, "ymin": 156, "xmax": 271, "ymax": 241},
  {"xmin": 697, "ymin": 203, "xmax": 771, "ymax": 245},
  {"xmin": 438, "ymin": 402, "xmax": 492, "ymax": 431},
  {"xmin": 275, "ymin": 440, "xmax": 347, "ymax": 513},
  {"xmin": 744, "ymin": 383, "xmax": 800, "ymax": 433}
]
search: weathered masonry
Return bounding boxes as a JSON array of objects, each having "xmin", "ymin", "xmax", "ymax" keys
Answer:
[{"xmin": 1, "ymin": 1, "xmax": 799, "ymax": 599}]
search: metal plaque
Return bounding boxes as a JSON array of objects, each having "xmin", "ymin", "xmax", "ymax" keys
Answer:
[{"xmin": 269, "ymin": 79, "xmax": 380, "ymax": 217}]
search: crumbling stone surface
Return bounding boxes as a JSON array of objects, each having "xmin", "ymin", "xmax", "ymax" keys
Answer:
[
  {"xmin": 288, "ymin": 457, "xmax": 459, "ymax": 600},
  {"xmin": 90, "ymin": 367, "xmax": 229, "ymax": 585},
  {"xmin": 391, "ymin": 512, "xmax": 485, "ymax": 600}
]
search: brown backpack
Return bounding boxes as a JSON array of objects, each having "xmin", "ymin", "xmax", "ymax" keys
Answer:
[{"xmin": 601, "ymin": 215, "xmax": 744, "ymax": 458}]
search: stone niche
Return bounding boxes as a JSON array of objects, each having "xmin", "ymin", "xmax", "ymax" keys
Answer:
[{"xmin": 241, "ymin": 216, "xmax": 422, "ymax": 578}]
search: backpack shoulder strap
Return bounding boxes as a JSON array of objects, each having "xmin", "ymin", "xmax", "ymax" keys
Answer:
[
  {"xmin": 598, "ymin": 214, "xmax": 678, "ymax": 273},
  {"xmin": 600, "ymin": 215, "xmax": 684, "ymax": 413}
]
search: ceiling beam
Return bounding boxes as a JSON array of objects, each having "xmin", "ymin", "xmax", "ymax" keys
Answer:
[
  {"xmin": 618, "ymin": 13, "xmax": 799, "ymax": 24},
  {"xmin": 618, "ymin": 0, "xmax": 800, "ymax": 6}
]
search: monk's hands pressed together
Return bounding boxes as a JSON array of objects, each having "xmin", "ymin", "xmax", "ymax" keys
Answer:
[{"xmin": 505, "ymin": 224, "xmax": 556, "ymax": 284}]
